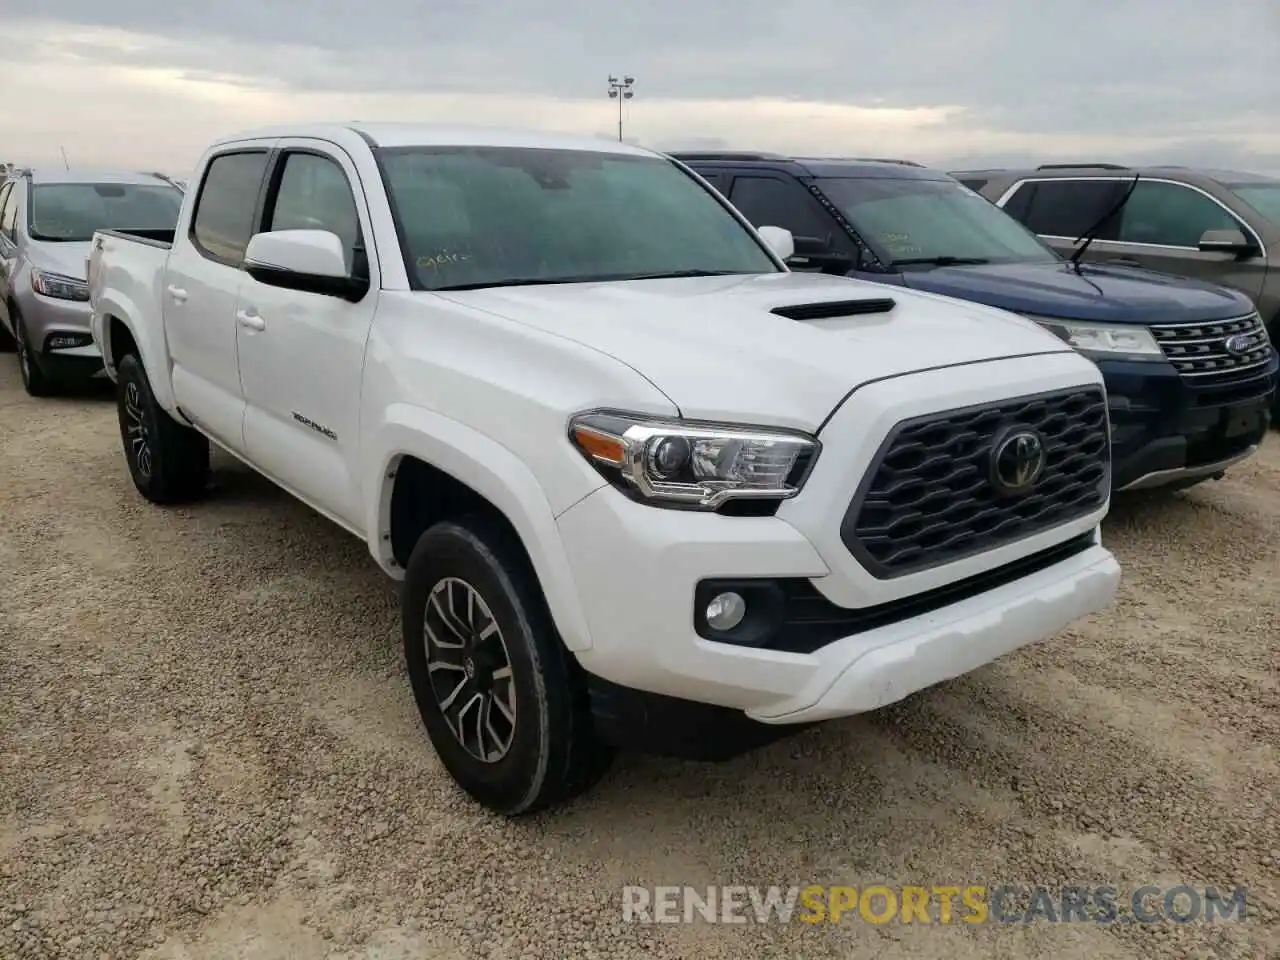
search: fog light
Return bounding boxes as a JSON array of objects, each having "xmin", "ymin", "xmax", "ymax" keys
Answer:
[
  {"xmin": 46, "ymin": 334, "xmax": 91, "ymax": 350},
  {"xmin": 705, "ymin": 592, "xmax": 746, "ymax": 631}
]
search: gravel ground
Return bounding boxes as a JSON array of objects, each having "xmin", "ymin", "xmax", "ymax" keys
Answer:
[{"xmin": 1, "ymin": 363, "xmax": 1277, "ymax": 960}]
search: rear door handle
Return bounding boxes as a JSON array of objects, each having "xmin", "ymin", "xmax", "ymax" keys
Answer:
[
  {"xmin": 166, "ymin": 285, "xmax": 188, "ymax": 303},
  {"xmin": 236, "ymin": 309, "xmax": 265, "ymax": 331}
]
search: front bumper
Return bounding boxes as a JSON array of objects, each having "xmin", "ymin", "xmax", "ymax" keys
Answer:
[
  {"xmin": 559, "ymin": 487, "xmax": 1118, "ymax": 730},
  {"xmin": 556, "ymin": 353, "xmax": 1120, "ymax": 757},
  {"xmin": 16, "ymin": 289, "xmax": 103, "ymax": 379},
  {"xmin": 1099, "ymin": 356, "xmax": 1276, "ymax": 492}
]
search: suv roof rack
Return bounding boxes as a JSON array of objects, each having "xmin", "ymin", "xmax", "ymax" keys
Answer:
[
  {"xmin": 849, "ymin": 157, "xmax": 925, "ymax": 167},
  {"xmin": 1035, "ymin": 162, "xmax": 1129, "ymax": 171},
  {"xmin": 667, "ymin": 151, "xmax": 790, "ymax": 162},
  {"xmin": 145, "ymin": 171, "xmax": 184, "ymax": 189}
]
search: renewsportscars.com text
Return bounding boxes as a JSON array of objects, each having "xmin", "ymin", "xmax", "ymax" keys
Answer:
[{"xmin": 621, "ymin": 884, "xmax": 1249, "ymax": 925}]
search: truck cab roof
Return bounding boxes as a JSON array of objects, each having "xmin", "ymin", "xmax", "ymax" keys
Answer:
[{"xmin": 213, "ymin": 122, "xmax": 659, "ymax": 157}]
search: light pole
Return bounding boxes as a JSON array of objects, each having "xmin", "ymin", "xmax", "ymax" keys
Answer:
[{"xmin": 607, "ymin": 75, "xmax": 635, "ymax": 142}]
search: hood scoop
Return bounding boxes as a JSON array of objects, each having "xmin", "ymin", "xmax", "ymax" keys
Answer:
[{"xmin": 770, "ymin": 298, "xmax": 896, "ymax": 322}]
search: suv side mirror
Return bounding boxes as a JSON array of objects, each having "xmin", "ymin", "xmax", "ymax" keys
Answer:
[
  {"xmin": 756, "ymin": 225, "xmax": 795, "ymax": 262},
  {"xmin": 1198, "ymin": 227, "xmax": 1257, "ymax": 257},
  {"xmin": 243, "ymin": 229, "xmax": 369, "ymax": 302},
  {"xmin": 789, "ymin": 234, "xmax": 855, "ymax": 272}
]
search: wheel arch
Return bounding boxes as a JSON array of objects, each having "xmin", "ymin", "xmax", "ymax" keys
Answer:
[
  {"xmin": 92, "ymin": 297, "xmax": 177, "ymax": 411},
  {"xmin": 367, "ymin": 404, "xmax": 599, "ymax": 653}
]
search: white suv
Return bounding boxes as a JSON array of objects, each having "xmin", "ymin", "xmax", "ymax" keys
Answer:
[{"xmin": 87, "ymin": 124, "xmax": 1121, "ymax": 814}]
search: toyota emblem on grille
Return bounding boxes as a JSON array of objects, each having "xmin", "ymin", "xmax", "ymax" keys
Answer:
[
  {"xmin": 991, "ymin": 429, "xmax": 1047, "ymax": 495},
  {"xmin": 1224, "ymin": 332, "xmax": 1260, "ymax": 357}
]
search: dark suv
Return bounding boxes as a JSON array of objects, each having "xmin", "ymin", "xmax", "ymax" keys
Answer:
[
  {"xmin": 672, "ymin": 152, "xmax": 1277, "ymax": 493},
  {"xmin": 952, "ymin": 163, "xmax": 1280, "ymax": 352}
]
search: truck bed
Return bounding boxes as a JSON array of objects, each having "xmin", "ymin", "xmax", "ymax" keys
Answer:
[
  {"xmin": 96, "ymin": 227, "xmax": 176, "ymax": 249},
  {"xmin": 87, "ymin": 228, "xmax": 177, "ymax": 371}
]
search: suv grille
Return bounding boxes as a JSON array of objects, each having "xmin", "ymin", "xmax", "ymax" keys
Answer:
[
  {"xmin": 841, "ymin": 387, "xmax": 1109, "ymax": 579},
  {"xmin": 1149, "ymin": 313, "xmax": 1273, "ymax": 385}
]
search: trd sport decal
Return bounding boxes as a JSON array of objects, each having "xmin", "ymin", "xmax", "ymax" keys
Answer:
[{"xmin": 292, "ymin": 412, "xmax": 337, "ymax": 441}]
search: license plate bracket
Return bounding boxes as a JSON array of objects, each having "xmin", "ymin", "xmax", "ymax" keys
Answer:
[{"xmin": 1222, "ymin": 400, "xmax": 1268, "ymax": 438}]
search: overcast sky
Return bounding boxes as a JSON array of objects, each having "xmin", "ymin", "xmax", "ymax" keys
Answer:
[{"xmin": 4, "ymin": 2, "xmax": 1279, "ymax": 177}]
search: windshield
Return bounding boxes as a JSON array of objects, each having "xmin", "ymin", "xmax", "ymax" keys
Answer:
[
  {"xmin": 1227, "ymin": 183, "xmax": 1280, "ymax": 225},
  {"xmin": 28, "ymin": 182, "xmax": 183, "ymax": 242},
  {"xmin": 816, "ymin": 177, "xmax": 1059, "ymax": 266},
  {"xmin": 377, "ymin": 146, "xmax": 780, "ymax": 290}
]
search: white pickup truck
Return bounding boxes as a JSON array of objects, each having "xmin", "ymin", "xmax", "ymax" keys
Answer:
[{"xmin": 87, "ymin": 123, "xmax": 1121, "ymax": 815}]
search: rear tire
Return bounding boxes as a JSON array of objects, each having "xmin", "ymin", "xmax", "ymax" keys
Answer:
[
  {"xmin": 402, "ymin": 514, "xmax": 612, "ymax": 815},
  {"xmin": 14, "ymin": 314, "xmax": 55, "ymax": 397},
  {"xmin": 116, "ymin": 352, "xmax": 210, "ymax": 504}
]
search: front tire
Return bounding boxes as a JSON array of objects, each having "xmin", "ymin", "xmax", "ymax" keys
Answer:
[
  {"xmin": 402, "ymin": 515, "xmax": 612, "ymax": 815},
  {"xmin": 115, "ymin": 352, "xmax": 210, "ymax": 504}
]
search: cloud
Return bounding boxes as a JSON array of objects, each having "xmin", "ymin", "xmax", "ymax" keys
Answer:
[{"xmin": 3, "ymin": 3, "xmax": 1279, "ymax": 179}]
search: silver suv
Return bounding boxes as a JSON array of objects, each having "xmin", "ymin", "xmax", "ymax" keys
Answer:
[
  {"xmin": 0, "ymin": 169, "xmax": 183, "ymax": 396},
  {"xmin": 952, "ymin": 163, "xmax": 1280, "ymax": 353}
]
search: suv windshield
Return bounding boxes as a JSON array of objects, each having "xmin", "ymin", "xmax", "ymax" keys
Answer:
[
  {"xmin": 28, "ymin": 182, "xmax": 183, "ymax": 242},
  {"xmin": 377, "ymin": 146, "xmax": 780, "ymax": 290},
  {"xmin": 1227, "ymin": 182, "xmax": 1280, "ymax": 225},
  {"xmin": 817, "ymin": 177, "xmax": 1059, "ymax": 267}
]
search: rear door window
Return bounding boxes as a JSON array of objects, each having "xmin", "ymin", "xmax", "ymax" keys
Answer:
[{"xmin": 190, "ymin": 150, "xmax": 271, "ymax": 265}]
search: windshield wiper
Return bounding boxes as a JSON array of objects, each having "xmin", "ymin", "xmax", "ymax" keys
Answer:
[
  {"xmin": 608, "ymin": 269, "xmax": 746, "ymax": 280},
  {"xmin": 1069, "ymin": 174, "xmax": 1140, "ymax": 273},
  {"xmin": 432, "ymin": 275, "xmax": 608, "ymax": 291},
  {"xmin": 891, "ymin": 256, "xmax": 990, "ymax": 267},
  {"xmin": 432, "ymin": 269, "xmax": 745, "ymax": 291}
]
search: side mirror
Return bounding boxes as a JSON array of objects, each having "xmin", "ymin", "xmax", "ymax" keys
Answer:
[
  {"xmin": 789, "ymin": 234, "xmax": 854, "ymax": 271},
  {"xmin": 756, "ymin": 225, "xmax": 795, "ymax": 262},
  {"xmin": 243, "ymin": 229, "xmax": 368, "ymax": 302},
  {"xmin": 1198, "ymin": 228, "xmax": 1257, "ymax": 257},
  {"xmin": 792, "ymin": 235, "xmax": 832, "ymax": 257}
]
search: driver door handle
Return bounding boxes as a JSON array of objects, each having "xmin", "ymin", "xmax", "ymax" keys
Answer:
[
  {"xmin": 166, "ymin": 285, "xmax": 188, "ymax": 303},
  {"xmin": 236, "ymin": 309, "xmax": 265, "ymax": 331}
]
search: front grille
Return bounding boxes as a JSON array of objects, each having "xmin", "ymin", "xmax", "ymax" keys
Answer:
[
  {"xmin": 1149, "ymin": 313, "xmax": 1273, "ymax": 387},
  {"xmin": 842, "ymin": 387, "xmax": 1109, "ymax": 578}
]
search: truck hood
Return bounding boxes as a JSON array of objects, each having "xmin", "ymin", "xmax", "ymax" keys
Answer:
[
  {"xmin": 899, "ymin": 261, "xmax": 1256, "ymax": 324},
  {"xmin": 28, "ymin": 240, "xmax": 93, "ymax": 282},
  {"xmin": 434, "ymin": 272, "xmax": 1076, "ymax": 431}
]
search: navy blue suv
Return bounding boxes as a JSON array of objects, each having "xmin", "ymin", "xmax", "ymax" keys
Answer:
[{"xmin": 673, "ymin": 152, "xmax": 1277, "ymax": 493}]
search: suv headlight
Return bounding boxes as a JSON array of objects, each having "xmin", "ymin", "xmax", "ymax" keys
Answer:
[
  {"xmin": 568, "ymin": 411, "xmax": 819, "ymax": 510},
  {"xmin": 31, "ymin": 269, "xmax": 90, "ymax": 302},
  {"xmin": 1022, "ymin": 315, "xmax": 1162, "ymax": 361}
]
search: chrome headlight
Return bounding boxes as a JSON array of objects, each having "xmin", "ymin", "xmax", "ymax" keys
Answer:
[
  {"xmin": 31, "ymin": 268, "xmax": 90, "ymax": 302},
  {"xmin": 568, "ymin": 411, "xmax": 819, "ymax": 510},
  {"xmin": 1022, "ymin": 314, "xmax": 1162, "ymax": 361}
]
